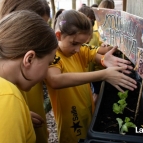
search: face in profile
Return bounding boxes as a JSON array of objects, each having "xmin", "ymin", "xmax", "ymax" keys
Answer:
[{"xmin": 21, "ymin": 48, "xmax": 57, "ymax": 91}]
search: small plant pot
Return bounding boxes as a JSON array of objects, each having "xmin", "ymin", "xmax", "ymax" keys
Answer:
[{"xmin": 87, "ymin": 79, "xmax": 143, "ymax": 143}]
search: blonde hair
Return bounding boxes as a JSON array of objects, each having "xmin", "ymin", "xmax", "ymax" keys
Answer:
[
  {"xmin": 0, "ymin": 0, "xmax": 50, "ymax": 19},
  {"xmin": 0, "ymin": 10, "xmax": 58, "ymax": 59},
  {"xmin": 98, "ymin": 0, "xmax": 115, "ymax": 9}
]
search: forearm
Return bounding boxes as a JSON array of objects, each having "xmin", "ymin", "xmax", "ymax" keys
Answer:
[
  {"xmin": 46, "ymin": 68, "xmax": 106, "ymax": 89},
  {"xmin": 97, "ymin": 46, "xmax": 112, "ymax": 55},
  {"xmin": 93, "ymin": 53, "xmax": 103, "ymax": 65}
]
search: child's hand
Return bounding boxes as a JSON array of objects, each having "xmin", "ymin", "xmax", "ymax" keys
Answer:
[
  {"xmin": 30, "ymin": 111, "xmax": 45, "ymax": 128},
  {"xmin": 104, "ymin": 47, "xmax": 133, "ymax": 74},
  {"xmin": 104, "ymin": 66, "xmax": 137, "ymax": 92}
]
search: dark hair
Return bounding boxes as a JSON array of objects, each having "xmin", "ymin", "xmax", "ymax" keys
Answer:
[
  {"xmin": 91, "ymin": 4, "xmax": 98, "ymax": 8},
  {"xmin": 98, "ymin": 0, "xmax": 115, "ymax": 9},
  {"xmin": 54, "ymin": 9, "xmax": 92, "ymax": 36},
  {"xmin": 82, "ymin": 3, "xmax": 86, "ymax": 7},
  {"xmin": 78, "ymin": 6, "xmax": 95, "ymax": 26},
  {"xmin": 53, "ymin": 9, "xmax": 65, "ymax": 29},
  {"xmin": 0, "ymin": 0, "xmax": 50, "ymax": 19},
  {"xmin": 0, "ymin": 10, "xmax": 58, "ymax": 59}
]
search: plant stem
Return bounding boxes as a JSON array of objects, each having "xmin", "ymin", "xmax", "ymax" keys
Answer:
[
  {"xmin": 125, "ymin": 107, "xmax": 135, "ymax": 112},
  {"xmin": 105, "ymin": 123, "xmax": 118, "ymax": 130},
  {"xmin": 134, "ymin": 80, "xmax": 143, "ymax": 121}
]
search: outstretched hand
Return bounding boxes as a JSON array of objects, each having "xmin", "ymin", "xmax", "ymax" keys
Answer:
[
  {"xmin": 104, "ymin": 47, "xmax": 133, "ymax": 74},
  {"xmin": 30, "ymin": 111, "xmax": 45, "ymax": 128},
  {"xmin": 104, "ymin": 66, "xmax": 137, "ymax": 92}
]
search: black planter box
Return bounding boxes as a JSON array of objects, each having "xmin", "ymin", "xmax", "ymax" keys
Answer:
[
  {"xmin": 87, "ymin": 79, "xmax": 143, "ymax": 143},
  {"xmin": 79, "ymin": 139, "xmax": 122, "ymax": 143}
]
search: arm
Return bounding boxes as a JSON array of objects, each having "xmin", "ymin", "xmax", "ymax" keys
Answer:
[
  {"xmin": 46, "ymin": 66, "xmax": 137, "ymax": 92},
  {"xmin": 97, "ymin": 44, "xmax": 113, "ymax": 55}
]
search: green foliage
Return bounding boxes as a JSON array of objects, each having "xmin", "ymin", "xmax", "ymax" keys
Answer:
[
  {"xmin": 113, "ymin": 91, "xmax": 128, "ymax": 114},
  {"xmin": 113, "ymin": 99, "xmax": 127, "ymax": 114},
  {"xmin": 113, "ymin": 91, "xmax": 136, "ymax": 135},
  {"xmin": 116, "ymin": 117, "xmax": 136, "ymax": 135},
  {"xmin": 118, "ymin": 90, "xmax": 128, "ymax": 100}
]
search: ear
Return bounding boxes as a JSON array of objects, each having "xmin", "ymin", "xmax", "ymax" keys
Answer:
[
  {"xmin": 22, "ymin": 50, "xmax": 36, "ymax": 68},
  {"xmin": 55, "ymin": 31, "xmax": 61, "ymax": 41}
]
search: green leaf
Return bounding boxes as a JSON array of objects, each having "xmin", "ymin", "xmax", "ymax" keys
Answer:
[
  {"xmin": 120, "ymin": 103, "xmax": 127, "ymax": 112},
  {"xmin": 125, "ymin": 117, "xmax": 130, "ymax": 123},
  {"xmin": 118, "ymin": 90, "xmax": 128, "ymax": 99},
  {"xmin": 118, "ymin": 99, "xmax": 126, "ymax": 105},
  {"xmin": 118, "ymin": 117, "xmax": 136, "ymax": 135},
  {"xmin": 113, "ymin": 100, "xmax": 127, "ymax": 114},
  {"xmin": 125, "ymin": 122, "xmax": 136, "ymax": 128},
  {"xmin": 113, "ymin": 103, "xmax": 123, "ymax": 114},
  {"xmin": 116, "ymin": 118, "xmax": 123, "ymax": 132},
  {"xmin": 121, "ymin": 124, "xmax": 128, "ymax": 134}
]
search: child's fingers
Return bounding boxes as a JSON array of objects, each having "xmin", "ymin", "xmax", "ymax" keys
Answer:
[
  {"xmin": 120, "ymin": 79, "xmax": 137, "ymax": 90},
  {"xmin": 32, "ymin": 117, "xmax": 43, "ymax": 125},
  {"xmin": 114, "ymin": 66, "xmax": 127, "ymax": 71},
  {"xmin": 121, "ymin": 70, "xmax": 131, "ymax": 74},
  {"xmin": 114, "ymin": 85, "xmax": 124, "ymax": 93},
  {"xmin": 30, "ymin": 111, "xmax": 45, "ymax": 124},
  {"xmin": 117, "ymin": 57, "xmax": 132, "ymax": 65},
  {"xmin": 117, "ymin": 62, "xmax": 133, "ymax": 70},
  {"xmin": 114, "ymin": 66, "xmax": 137, "ymax": 86},
  {"xmin": 33, "ymin": 123, "xmax": 43, "ymax": 128},
  {"xmin": 113, "ymin": 77, "xmax": 137, "ymax": 91},
  {"xmin": 119, "ymin": 73, "xmax": 137, "ymax": 88}
]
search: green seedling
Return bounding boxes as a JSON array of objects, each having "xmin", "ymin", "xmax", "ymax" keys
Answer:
[
  {"xmin": 113, "ymin": 90, "xmax": 128, "ymax": 114},
  {"xmin": 113, "ymin": 99, "xmax": 127, "ymax": 114},
  {"xmin": 116, "ymin": 117, "xmax": 136, "ymax": 135},
  {"xmin": 118, "ymin": 90, "xmax": 128, "ymax": 100}
]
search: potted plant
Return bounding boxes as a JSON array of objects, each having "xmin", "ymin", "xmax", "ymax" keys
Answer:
[{"xmin": 87, "ymin": 70, "xmax": 143, "ymax": 143}]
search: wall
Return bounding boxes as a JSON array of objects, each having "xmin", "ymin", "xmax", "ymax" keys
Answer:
[{"xmin": 126, "ymin": 0, "xmax": 143, "ymax": 17}]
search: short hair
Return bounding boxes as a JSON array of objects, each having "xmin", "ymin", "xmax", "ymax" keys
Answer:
[
  {"xmin": 78, "ymin": 6, "xmax": 95, "ymax": 26},
  {"xmin": 53, "ymin": 9, "xmax": 65, "ymax": 29},
  {"xmin": 82, "ymin": 3, "xmax": 86, "ymax": 7},
  {"xmin": 91, "ymin": 4, "xmax": 98, "ymax": 8},
  {"xmin": 98, "ymin": 0, "xmax": 115, "ymax": 9}
]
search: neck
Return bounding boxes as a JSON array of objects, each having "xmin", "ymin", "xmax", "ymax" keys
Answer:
[{"xmin": 0, "ymin": 59, "xmax": 20, "ymax": 85}]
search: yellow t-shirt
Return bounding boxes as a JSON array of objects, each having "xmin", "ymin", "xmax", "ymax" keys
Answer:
[
  {"xmin": 22, "ymin": 83, "xmax": 48, "ymax": 143},
  {"xmin": 46, "ymin": 45, "xmax": 97, "ymax": 143},
  {"xmin": 0, "ymin": 77, "xmax": 36, "ymax": 143},
  {"xmin": 89, "ymin": 21, "xmax": 102, "ymax": 47},
  {"xmin": 89, "ymin": 21, "xmax": 105, "ymax": 71}
]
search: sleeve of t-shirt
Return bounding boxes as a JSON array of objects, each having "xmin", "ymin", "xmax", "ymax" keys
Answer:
[
  {"xmin": 0, "ymin": 94, "xmax": 34, "ymax": 143},
  {"xmin": 49, "ymin": 57, "xmax": 63, "ymax": 71}
]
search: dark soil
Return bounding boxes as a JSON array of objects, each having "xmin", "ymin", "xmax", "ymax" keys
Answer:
[{"xmin": 93, "ymin": 78, "xmax": 143, "ymax": 137}]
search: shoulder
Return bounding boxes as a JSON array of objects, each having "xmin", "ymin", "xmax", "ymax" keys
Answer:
[
  {"xmin": 0, "ymin": 77, "xmax": 25, "ymax": 103},
  {"xmin": 81, "ymin": 43, "xmax": 97, "ymax": 50}
]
